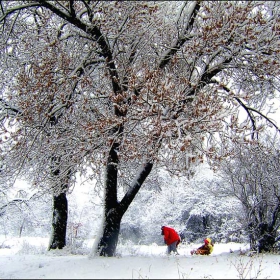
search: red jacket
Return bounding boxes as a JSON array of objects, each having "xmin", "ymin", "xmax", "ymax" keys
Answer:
[{"xmin": 162, "ymin": 226, "xmax": 180, "ymax": 245}]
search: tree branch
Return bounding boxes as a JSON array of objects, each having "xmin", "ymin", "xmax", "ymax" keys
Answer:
[
  {"xmin": 159, "ymin": 1, "xmax": 201, "ymax": 69},
  {"xmin": 0, "ymin": 98, "xmax": 20, "ymax": 116},
  {"xmin": 118, "ymin": 161, "xmax": 153, "ymax": 216},
  {"xmin": 0, "ymin": 199, "xmax": 28, "ymax": 216},
  {"xmin": 214, "ymin": 82, "xmax": 280, "ymax": 138},
  {"xmin": 69, "ymin": 0, "xmax": 76, "ymax": 17},
  {"xmin": 0, "ymin": 2, "xmax": 39, "ymax": 22}
]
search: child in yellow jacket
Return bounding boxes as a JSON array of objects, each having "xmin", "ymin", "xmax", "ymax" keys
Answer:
[{"xmin": 191, "ymin": 238, "xmax": 214, "ymax": 255}]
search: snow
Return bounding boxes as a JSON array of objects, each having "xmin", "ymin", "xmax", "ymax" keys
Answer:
[{"xmin": 0, "ymin": 236, "xmax": 279, "ymax": 279}]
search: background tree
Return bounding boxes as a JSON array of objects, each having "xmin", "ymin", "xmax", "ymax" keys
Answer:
[
  {"xmin": 213, "ymin": 133, "xmax": 280, "ymax": 252},
  {"xmin": 0, "ymin": 186, "xmax": 52, "ymax": 238},
  {"xmin": 0, "ymin": 1, "xmax": 280, "ymax": 256}
]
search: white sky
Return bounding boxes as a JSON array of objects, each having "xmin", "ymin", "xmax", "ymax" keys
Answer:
[{"xmin": 0, "ymin": 236, "xmax": 278, "ymax": 279}]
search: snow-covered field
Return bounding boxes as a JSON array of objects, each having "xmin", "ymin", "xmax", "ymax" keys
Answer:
[{"xmin": 0, "ymin": 236, "xmax": 279, "ymax": 279}]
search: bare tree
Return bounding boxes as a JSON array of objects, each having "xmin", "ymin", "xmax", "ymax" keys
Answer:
[
  {"xmin": 216, "ymin": 134, "xmax": 280, "ymax": 252},
  {"xmin": 0, "ymin": 1, "xmax": 279, "ymax": 256}
]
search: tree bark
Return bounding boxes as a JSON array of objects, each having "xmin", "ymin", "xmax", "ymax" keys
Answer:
[
  {"xmin": 48, "ymin": 192, "xmax": 68, "ymax": 250},
  {"xmin": 97, "ymin": 208, "xmax": 122, "ymax": 257},
  {"xmin": 48, "ymin": 152, "xmax": 71, "ymax": 250}
]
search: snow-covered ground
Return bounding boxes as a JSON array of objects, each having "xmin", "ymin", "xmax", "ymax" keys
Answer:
[{"xmin": 0, "ymin": 236, "xmax": 279, "ymax": 279}]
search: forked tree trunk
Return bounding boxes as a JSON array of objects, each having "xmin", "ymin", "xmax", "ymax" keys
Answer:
[
  {"xmin": 96, "ymin": 142, "xmax": 153, "ymax": 256},
  {"xmin": 48, "ymin": 192, "xmax": 68, "ymax": 250}
]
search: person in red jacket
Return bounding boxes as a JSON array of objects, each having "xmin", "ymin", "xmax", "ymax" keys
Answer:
[{"xmin": 161, "ymin": 226, "xmax": 181, "ymax": 255}]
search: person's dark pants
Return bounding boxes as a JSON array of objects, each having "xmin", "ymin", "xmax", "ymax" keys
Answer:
[{"xmin": 168, "ymin": 241, "xmax": 179, "ymax": 254}]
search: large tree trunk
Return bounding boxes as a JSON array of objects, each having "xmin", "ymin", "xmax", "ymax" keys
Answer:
[
  {"xmin": 96, "ymin": 142, "xmax": 153, "ymax": 256},
  {"xmin": 48, "ymin": 192, "xmax": 68, "ymax": 250},
  {"xmin": 97, "ymin": 209, "xmax": 122, "ymax": 257},
  {"xmin": 48, "ymin": 154, "xmax": 71, "ymax": 250}
]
